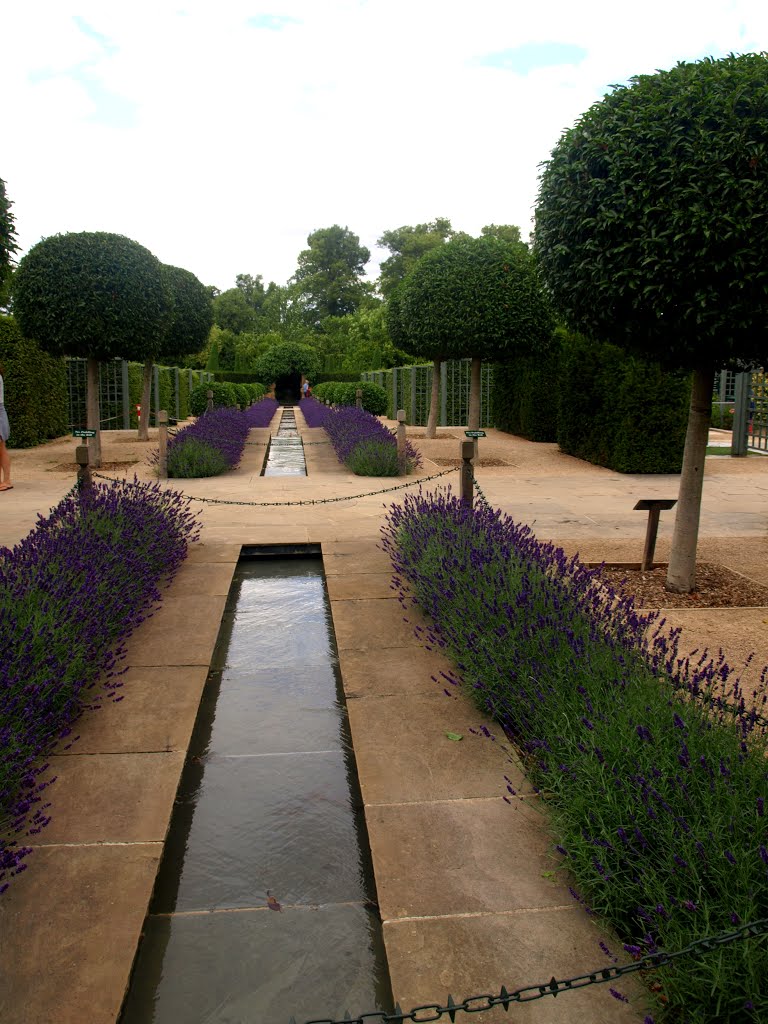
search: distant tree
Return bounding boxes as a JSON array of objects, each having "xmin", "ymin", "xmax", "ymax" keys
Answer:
[
  {"xmin": 534, "ymin": 53, "xmax": 768, "ymax": 593},
  {"xmin": 377, "ymin": 218, "xmax": 456, "ymax": 299},
  {"xmin": 480, "ymin": 224, "xmax": 526, "ymax": 248},
  {"xmin": 292, "ymin": 225, "xmax": 370, "ymax": 326},
  {"xmin": 206, "ymin": 336, "xmax": 220, "ymax": 372},
  {"xmin": 0, "ymin": 178, "xmax": 18, "ymax": 293},
  {"xmin": 14, "ymin": 232, "xmax": 168, "ymax": 466},
  {"xmin": 213, "ymin": 287, "xmax": 256, "ymax": 334},
  {"xmin": 137, "ymin": 264, "xmax": 212, "ymax": 440},
  {"xmin": 235, "ymin": 273, "xmax": 266, "ymax": 311},
  {"xmin": 394, "ymin": 235, "xmax": 553, "ymax": 441}
]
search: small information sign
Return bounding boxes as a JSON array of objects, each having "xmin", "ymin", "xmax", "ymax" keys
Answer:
[
  {"xmin": 73, "ymin": 428, "xmax": 97, "ymax": 438},
  {"xmin": 464, "ymin": 430, "xmax": 486, "ymax": 438}
]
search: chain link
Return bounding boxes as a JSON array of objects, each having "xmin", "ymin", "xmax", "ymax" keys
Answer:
[
  {"xmin": 470, "ymin": 472, "xmax": 492, "ymax": 511},
  {"xmin": 289, "ymin": 918, "xmax": 768, "ymax": 1023},
  {"xmin": 90, "ymin": 468, "xmax": 457, "ymax": 507}
]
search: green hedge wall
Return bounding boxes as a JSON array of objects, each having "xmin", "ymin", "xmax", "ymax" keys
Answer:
[
  {"xmin": 0, "ymin": 316, "xmax": 67, "ymax": 447},
  {"xmin": 494, "ymin": 330, "xmax": 690, "ymax": 473},
  {"xmin": 491, "ymin": 351, "xmax": 560, "ymax": 442},
  {"xmin": 558, "ymin": 332, "xmax": 690, "ymax": 473}
]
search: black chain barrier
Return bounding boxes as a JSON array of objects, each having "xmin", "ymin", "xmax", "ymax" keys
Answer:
[
  {"xmin": 90, "ymin": 467, "xmax": 457, "ymax": 507},
  {"xmin": 288, "ymin": 918, "xmax": 768, "ymax": 1024}
]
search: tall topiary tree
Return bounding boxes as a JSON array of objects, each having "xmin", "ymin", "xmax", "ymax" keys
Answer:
[
  {"xmin": 535, "ymin": 53, "xmax": 768, "ymax": 592},
  {"xmin": 394, "ymin": 235, "xmax": 554, "ymax": 441},
  {"xmin": 0, "ymin": 178, "xmax": 18, "ymax": 311},
  {"xmin": 137, "ymin": 264, "xmax": 213, "ymax": 440},
  {"xmin": 13, "ymin": 232, "xmax": 168, "ymax": 466}
]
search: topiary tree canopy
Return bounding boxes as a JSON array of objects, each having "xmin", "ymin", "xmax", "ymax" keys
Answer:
[
  {"xmin": 14, "ymin": 232, "xmax": 168, "ymax": 465},
  {"xmin": 534, "ymin": 52, "xmax": 768, "ymax": 592},
  {"xmin": 137, "ymin": 263, "xmax": 213, "ymax": 439},
  {"xmin": 394, "ymin": 235, "xmax": 554, "ymax": 437},
  {"xmin": 255, "ymin": 339, "xmax": 321, "ymax": 384}
]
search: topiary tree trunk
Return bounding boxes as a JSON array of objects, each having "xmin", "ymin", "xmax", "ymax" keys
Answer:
[
  {"xmin": 86, "ymin": 357, "xmax": 102, "ymax": 467},
  {"xmin": 468, "ymin": 356, "xmax": 482, "ymax": 458},
  {"xmin": 425, "ymin": 358, "xmax": 441, "ymax": 438},
  {"xmin": 666, "ymin": 365, "xmax": 714, "ymax": 593},
  {"xmin": 138, "ymin": 360, "xmax": 153, "ymax": 441}
]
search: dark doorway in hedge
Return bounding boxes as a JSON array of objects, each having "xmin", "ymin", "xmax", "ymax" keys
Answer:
[{"xmin": 274, "ymin": 371, "xmax": 301, "ymax": 403}]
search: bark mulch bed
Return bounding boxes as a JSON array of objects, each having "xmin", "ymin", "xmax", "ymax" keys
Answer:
[{"xmin": 596, "ymin": 562, "xmax": 768, "ymax": 609}]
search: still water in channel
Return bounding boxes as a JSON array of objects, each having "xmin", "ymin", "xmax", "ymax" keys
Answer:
[
  {"xmin": 262, "ymin": 407, "xmax": 306, "ymax": 476},
  {"xmin": 120, "ymin": 559, "xmax": 393, "ymax": 1024}
]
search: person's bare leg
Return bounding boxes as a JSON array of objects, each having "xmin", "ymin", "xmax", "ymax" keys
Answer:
[{"xmin": 0, "ymin": 440, "xmax": 11, "ymax": 489}]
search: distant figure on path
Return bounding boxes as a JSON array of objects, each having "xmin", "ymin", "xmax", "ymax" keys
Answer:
[
  {"xmin": 302, "ymin": 380, "xmax": 311, "ymax": 399},
  {"xmin": 0, "ymin": 363, "xmax": 11, "ymax": 491}
]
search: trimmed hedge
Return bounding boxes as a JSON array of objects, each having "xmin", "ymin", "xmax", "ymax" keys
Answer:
[
  {"xmin": 0, "ymin": 316, "xmax": 67, "ymax": 447},
  {"xmin": 189, "ymin": 381, "xmax": 239, "ymax": 416},
  {"xmin": 491, "ymin": 350, "xmax": 559, "ymax": 442},
  {"xmin": 494, "ymin": 330, "xmax": 690, "ymax": 473},
  {"xmin": 312, "ymin": 380, "xmax": 387, "ymax": 415}
]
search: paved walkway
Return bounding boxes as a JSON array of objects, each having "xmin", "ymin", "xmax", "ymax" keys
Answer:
[{"xmin": 1, "ymin": 412, "xmax": 766, "ymax": 1023}]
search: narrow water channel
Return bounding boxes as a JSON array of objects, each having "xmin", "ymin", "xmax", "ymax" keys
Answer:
[
  {"xmin": 262, "ymin": 407, "xmax": 306, "ymax": 476},
  {"xmin": 120, "ymin": 557, "xmax": 393, "ymax": 1024}
]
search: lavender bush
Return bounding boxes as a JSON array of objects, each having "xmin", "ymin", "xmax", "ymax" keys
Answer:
[
  {"xmin": 299, "ymin": 396, "xmax": 331, "ymax": 428},
  {"xmin": 324, "ymin": 405, "xmax": 422, "ymax": 476},
  {"xmin": 165, "ymin": 405, "xmax": 249, "ymax": 477},
  {"xmin": 0, "ymin": 478, "xmax": 200, "ymax": 893},
  {"xmin": 244, "ymin": 397, "xmax": 279, "ymax": 428},
  {"xmin": 382, "ymin": 489, "xmax": 768, "ymax": 1022}
]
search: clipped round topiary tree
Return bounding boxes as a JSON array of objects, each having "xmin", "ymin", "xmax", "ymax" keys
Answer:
[
  {"xmin": 13, "ymin": 232, "xmax": 168, "ymax": 466},
  {"xmin": 395, "ymin": 235, "xmax": 554, "ymax": 439},
  {"xmin": 255, "ymin": 340, "xmax": 321, "ymax": 393},
  {"xmin": 535, "ymin": 52, "xmax": 768, "ymax": 593},
  {"xmin": 137, "ymin": 264, "xmax": 213, "ymax": 440}
]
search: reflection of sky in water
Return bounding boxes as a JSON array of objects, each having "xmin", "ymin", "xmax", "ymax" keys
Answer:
[{"xmin": 120, "ymin": 560, "xmax": 392, "ymax": 1023}]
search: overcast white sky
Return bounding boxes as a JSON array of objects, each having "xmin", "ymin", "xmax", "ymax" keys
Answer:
[{"xmin": 4, "ymin": 2, "xmax": 768, "ymax": 292}]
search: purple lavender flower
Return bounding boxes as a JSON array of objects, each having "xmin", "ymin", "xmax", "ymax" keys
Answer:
[{"xmin": 1, "ymin": 477, "xmax": 199, "ymax": 892}]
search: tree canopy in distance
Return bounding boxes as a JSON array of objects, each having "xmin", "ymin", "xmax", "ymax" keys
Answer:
[
  {"xmin": 292, "ymin": 225, "xmax": 371, "ymax": 325},
  {"xmin": 534, "ymin": 52, "xmax": 768, "ymax": 591},
  {"xmin": 0, "ymin": 178, "xmax": 18, "ymax": 292}
]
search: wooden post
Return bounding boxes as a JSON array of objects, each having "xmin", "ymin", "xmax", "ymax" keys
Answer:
[
  {"xmin": 397, "ymin": 409, "xmax": 407, "ymax": 476},
  {"xmin": 76, "ymin": 444, "xmax": 92, "ymax": 491},
  {"xmin": 206, "ymin": 389, "xmax": 214, "ymax": 413},
  {"xmin": 158, "ymin": 410, "xmax": 168, "ymax": 480},
  {"xmin": 634, "ymin": 499, "xmax": 677, "ymax": 571},
  {"xmin": 460, "ymin": 440, "xmax": 474, "ymax": 507},
  {"xmin": 356, "ymin": 388, "xmax": 363, "ymax": 409}
]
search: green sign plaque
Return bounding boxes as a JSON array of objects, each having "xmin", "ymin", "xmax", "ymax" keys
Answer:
[
  {"xmin": 464, "ymin": 430, "xmax": 486, "ymax": 438},
  {"xmin": 73, "ymin": 428, "xmax": 97, "ymax": 438}
]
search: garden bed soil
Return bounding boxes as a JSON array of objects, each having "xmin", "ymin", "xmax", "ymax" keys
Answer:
[{"xmin": 595, "ymin": 561, "xmax": 768, "ymax": 609}]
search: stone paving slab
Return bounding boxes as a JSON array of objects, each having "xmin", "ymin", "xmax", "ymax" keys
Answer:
[
  {"xmin": 338, "ymin": 645, "xmax": 462, "ymax": 699},
  {"xmin": 120, "ymin": 594, "xmax": 227, "ymax": 665},
  {"xmin": 368, "ymin": 796, "xmax": 568, "ymax": 920},
  {"xmin": 57, "ymin": 665, "xmax": 208, "ymax": 755},
  {"xmin": 0, "ymin": 843, "xmax": 162, "ymax": 1024},
  {"xmin": 347, "ymin": 693, "xmax": 530, "ymax": 804},
  {"xmin": 326, "ymin": 571, "xmax": 396, "ymax": 600},
  {"xmin": 36, "ymin": 751, "xmax": 185, "ymax": 845},
  {"xmin": 331, "ymin": 596, "xmax": 421, "ymax": 650},
  {"xmin": 383, "ymin": 909, "xmax": 646, "ymax": 1023}
]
